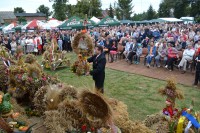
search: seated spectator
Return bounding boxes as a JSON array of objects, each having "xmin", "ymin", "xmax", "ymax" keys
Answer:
[
  {"xmin": 194, "ymin": 40, "xmax": 200, "ymax": 51},
  {"xmin": 98, "ymin": 37, "xmax": 105, "ymax": 47},
  {"xmin": 165, "ymin": 43, "xmax": 178, "ymax": 71},
  {"xmin": 178, "ymin": 44, "xmax": 195, "ymax": 74},
  {"xmin": 127, "ymin": 38, "xmax": 138, "ymax": 64},
  {"xmin": 142, "ymin": 37, "xmax": 149, "ymax": 48},
  {"xmin": 134, "ymin": 43, "xmax": 142, "ymax": 64},
  {"xmin": 146, "ymin": 41, "xmax": 157, "ymax": 68},
  {"xmin": 123, "ymin": 38, "xmax": 132, "ymax": 60},
  {"xmin": 109, "ymin": 41, "xmax": 118, "ymax": 63},
  {"xmin": 175, "ymin": 40, "xmax": 182, "ymax": 51},
  {"xmin": 155, "ymin": 41, "xmax": 168, "ymax": 67},
  {"xmin": 180, "ymin": 37, "xmax": 187, "ymax": 50}
]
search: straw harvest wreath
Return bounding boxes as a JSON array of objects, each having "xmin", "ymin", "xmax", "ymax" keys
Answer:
[{"xmin": 72, "ymin": 31, "xmax": 94, "ymax": 56}]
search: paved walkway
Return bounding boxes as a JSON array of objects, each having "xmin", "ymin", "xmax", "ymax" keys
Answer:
[{"xmin": 106, "ymin": 59, "xmax": 195, "ymax": 86}]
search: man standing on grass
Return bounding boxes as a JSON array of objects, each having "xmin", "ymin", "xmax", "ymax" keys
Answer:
[{"xmin": 86, "ymin": 45, "xmax": 106, "ymax": 93}]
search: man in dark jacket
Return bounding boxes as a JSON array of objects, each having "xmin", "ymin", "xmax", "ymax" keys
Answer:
[
  {"xmin": 127, "ymin": 38, "xmax": 138, "ymax": 64},
  {"xmin": 87, "ymin": 45, "xmax": 106, "ymax": 93}
]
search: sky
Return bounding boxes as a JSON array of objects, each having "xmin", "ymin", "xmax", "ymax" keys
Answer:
[{"xmin": 0, "ymin": 0, "xmax": 161, "ymax": 14}]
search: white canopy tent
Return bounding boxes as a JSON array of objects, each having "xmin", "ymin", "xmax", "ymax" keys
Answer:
[
  {"xmin": 90, "ymin": 16, "xmax": 100, "ymax": 23},
  {"xmin": 3, "ymin": 23, "xmax": 16, "ymax": 32},
  {"xmin": 47, "ymin": 18, "xmax": 62, "ymax": 29},
  {"xmin": 158, "ymin": 18, "xmax": 183, "ymax": 22}
]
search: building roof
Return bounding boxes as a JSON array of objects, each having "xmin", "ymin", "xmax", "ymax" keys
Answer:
[
  {"xmin": 0, "ymin": 11, "xmax": 16, "ymax": 20},
  {"xmin": 0, "ymin": 16, "xmax": 4, "ymax": 24},
  {"xmin": 14, "ymin": 13, "xmax": 46, "ymax": 17}
]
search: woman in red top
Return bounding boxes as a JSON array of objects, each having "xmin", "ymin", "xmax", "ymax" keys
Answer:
[
  {"xmin": 165, "ymin": 42, "xmax": 178, "ymax": 71},
  {"xmin": 109, "ymin": 40, "xmax": 118, "ymax": 63},
  {"xmin": 36, "ymin": 34, "xmax": 42, "ymax": 55}
]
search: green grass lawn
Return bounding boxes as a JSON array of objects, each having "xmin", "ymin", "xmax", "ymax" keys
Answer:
[{"xmin": 39, "ymin": 53, "xmax": 200, "ymax": 121}]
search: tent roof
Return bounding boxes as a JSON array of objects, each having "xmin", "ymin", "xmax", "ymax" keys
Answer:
[
  {"xmin": 58, "ymin": 16, "xmax": 82, "ymax": 29},
  {"xmin": 97, "ymin": 16, "xmax": 120, "ymax": 27},
  {"xmin": 120, "ymin": 20, "xmax": 134, "ymax": 24},
  {"xmin": 158, "ymin": 18, "xmax": 183, "ymax": 22},
  {"xmin": 90, "ymin": 16, "xmax": 100, "ymax": 23},
  {"xmin": 26, "ymin": 19, "xmax": 44, "ymax": 29}
]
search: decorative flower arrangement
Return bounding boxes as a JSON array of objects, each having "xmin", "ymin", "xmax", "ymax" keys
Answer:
[
  {"xmin": 42, "ymin": 40, "xmax": 70, "ymax": 71},
  {"xmin": 71, "ymin": 31, "xmax": 94, "ymax": 76}
]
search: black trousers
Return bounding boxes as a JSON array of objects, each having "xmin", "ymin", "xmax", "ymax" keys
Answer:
[
  {"xmin": 127, "ymin": 51, "xmax": 136, "ymax": 63},
  {"xmin": 94, "ymin": 79, "xmax": 104, "ymax": 93},
  {"xmin": 167, "ymin": 58, "xmax": 177, "ymax": 70},
  {"xmin": 194, "ymin": 71, "xmax": 200, "ymax": 85},
  {"xmin": 66, "ymin": 42, "xmax": 72, "ymax": 52}
]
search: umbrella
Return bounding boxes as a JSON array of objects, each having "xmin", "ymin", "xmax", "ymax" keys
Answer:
[
  {"xmin": 26, "ymin": 19, "xmax": 45, "ymax": 30},
  {"xmin": 97, "ymin": 16, "xmax": 120, "ymax": 27},
  {"xmin": 58, "ymin": 16, "xmax": 83, "ymax": 29}
]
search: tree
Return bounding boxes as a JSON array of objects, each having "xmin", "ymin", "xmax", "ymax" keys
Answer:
[
  {"xmin": 190, "ymin": 1, "xmax": 200, "ymax": 22},
  {"xmin": 14, "ymin": 7, "xmax": 25, "ymax": 13},
  {"xmin": 37, "ymin": 5, "xmax": 52, "ymax": 20},
  {"xmin": 117, "ymin": 0, "xmax": 133, "ymax": 20},
  {"xmin": 146, "ymin": 5, "xmax": 157, "ymax": 20},
  {"xmin": 109, "ymin": 3, "xmax": 114, "ymax": 18},
  {"xmin": 90, "ymin": 0, "xmax": 102, "ymax": 17},
  {"xmin": 173, "ymin": 0, "xmax": 189, "ymax": 18},
  {"xmin": 18, "ymin": 16, "xmax": 26, "ymax": 23},
  {"xmin": 132, "ymin": 12, "xmax": 147, "ymax": 21},
  {"xmin": 52, "ymin": 0, "xmax": 68, "ymax": 21}
]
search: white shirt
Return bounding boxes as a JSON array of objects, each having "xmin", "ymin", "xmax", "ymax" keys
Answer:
[
  {"xmin": 125, "ymin": 42, "xmax": 132, "ymax": 51},
  {"xmin": 183, "ymin": 48, "xmax": 195, "ymax": 58}
]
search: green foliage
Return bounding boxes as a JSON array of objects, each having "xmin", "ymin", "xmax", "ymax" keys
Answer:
[
  {"xmin": 109, "ymin": 3, "xmax": 114, "ymax": 18},
  {"xmin": 52, "ymin": 0, "xmax": 68, "ymax": 21},
  {"xmin": 117, "ymin": 0, "xmax": 133, "ymax": 20},
  {"xmin": 75, "ymin": 0, "xmax": 102, "ymax": 18},
  {"xmin": 37, "ymin": 5, "xmax": 52, "ymax": 20},
  {"xmin": 173, "ymin": 0, "xmax": 190, "ymax": 18},
  {"xmin": 132, "ymin": 12, "xmax": 147, "ymax": 21},
  {"xmin": 18, "ymin": 16, "xmax": 26, "ymax": 23},
  {"xmin": 146, "ymin": 5, "xmax": 157, "ymax": 20},
  {"xmin": 38, "ymin": 53, "xmax": 200, "ymax": 121},
  {"xmin": 14, "ymin": 7, "xmax": 25, "ymax": 13},
  {"xmin": 190, "ymin": 1, "xmax": 200, "ymax": 19}
]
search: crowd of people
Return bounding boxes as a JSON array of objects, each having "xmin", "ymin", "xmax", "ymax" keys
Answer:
[{"xmin": 1, "ymin": 23, "xmax": 200, "ymax": 86}]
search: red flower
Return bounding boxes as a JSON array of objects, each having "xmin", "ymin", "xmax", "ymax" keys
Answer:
[
  {"xmin": 91, "ymin": 127, "xmax": 95, "ymax": 132},
  {"xmin": 42, "ymin": 77, "xmax": 47, "ymax": 81},
  {"xmin": 28, "ymin": 77, "xmax": 33, "ymax": 82},
  {"xmin": 81, "ymin": 124, "xmax": 87, "ymax": 132}
]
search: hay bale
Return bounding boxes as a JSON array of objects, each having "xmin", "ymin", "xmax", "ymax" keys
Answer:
[
  {"xmin": 108, "ymin": 98, "xmax": 154, "ymax": 133},
  {"xmin": 43, "ymin": 110, "xmax": 65, "ymax": 133},
  {"xmin": 33, "ymin": 86, "xmax": 48, "ymax": 115},
  {"xmin": 79, "ymin": 90, "xmax": 112, "ymax": 122},
  {"xmin": 59, "ymin": 85, "xmax": 78, "ymax": 100},
  {"xmin": 58, "ymin": 99, "xmax": 83, "ymax": 130}
]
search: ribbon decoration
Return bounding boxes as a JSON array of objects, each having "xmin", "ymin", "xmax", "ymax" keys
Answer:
[
  {"xmin": 182, "ymin": 111, "xmax": 200, "ymax": 129},
  {"xmin": 184, "ymin": 121, "xmax": 192, "ymax": 133},
  {"xmin": 176, "ymin": 116, "xmax": 186, "ymax": 133}
]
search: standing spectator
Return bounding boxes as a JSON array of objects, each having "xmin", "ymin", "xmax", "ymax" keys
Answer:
[
  {"xmin": 10, "ymin": 37, "xmax": 17, "ymax": 55},
  {"xmin": 146, "ymin": 41, "xmax": 157, "ymax": 68},
  {"xmin": 123, "ymin": 38, "xmax": 132, "ymax": 60},
  {"xmin": 35, "ymin": 34, "xmax": 43, "ymax": 55},
  {"xmin": 134, "ymin": 43, "xmax": 142, "ymax": 64},
  {"xmin": 3, "ymin": 37, "xmax": 11, "ymax": 51},
  {"xmin": 194, "ymin": 48, "xmax": 200, "ymax": 87},
  {"xmin": 26, "ymin": 36, "xmax": 34, "ymax": 54},
  {"xmin": 155, "ymin": 41, "xmax": 168, "ymax": 67},
  {"xmin": 178, "ymin": 44, "xmax": 195, "ymax": 74},
  {"xmin": 165, "ymin": 43, "xmax": 178, "ymax": 71},
  {"xmin": 58, "ymin": 37, "xmax": 63, "ymax": 51}
]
